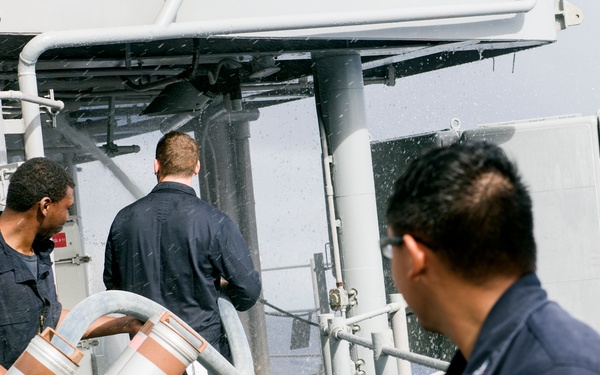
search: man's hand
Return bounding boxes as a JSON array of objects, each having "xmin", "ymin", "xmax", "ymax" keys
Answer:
[{"xmin": 60, "ymin": 310, "xmax": 144, "ymax": 339}]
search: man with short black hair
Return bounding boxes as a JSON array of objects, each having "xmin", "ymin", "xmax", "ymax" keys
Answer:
[
  {"xmin": 0, "ymin": 157, "xmax": 141, "ymax": 371},
  {"xmin": 104, "ymin": 131, "xmax": 261, "ymax": 369},
  {"xmin": 383, "ymin": 141, "xmax": 600, "ymax": 374}
]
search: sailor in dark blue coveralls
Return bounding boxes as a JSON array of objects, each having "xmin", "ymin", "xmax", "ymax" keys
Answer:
[
  {"xmin": 383, "ymin": 141, "xmax": 600, "ymax": 375},
  {"xmin": 0, "ymin": 158, "xmax": 141, "ymax": 371},
  {"xmin": 104, "ymin": 131, "xmax": 262, "ymax": 373}
]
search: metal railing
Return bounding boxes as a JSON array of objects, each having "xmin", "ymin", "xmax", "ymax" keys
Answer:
[{"xmin": 319, "ymin": 294, "xmax": 450, "ymax": 375}]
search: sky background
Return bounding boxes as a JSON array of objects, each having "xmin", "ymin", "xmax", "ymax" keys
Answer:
[{"xmin": 76, "ymin": 0, "xmax": 600, "ymax": 317}]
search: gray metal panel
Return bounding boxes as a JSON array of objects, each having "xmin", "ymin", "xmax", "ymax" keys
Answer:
[
  {"xmin": 372, "ymin": 132, "xmax": 456, "ymax": 361},
  {"xmin": 464, "ymin": 115, "xmax": 600, "ymax": 331}
]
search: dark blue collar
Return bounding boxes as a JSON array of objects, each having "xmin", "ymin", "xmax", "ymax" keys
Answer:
[
  {"xmin": 0, "ymin": 233, "xmax": 54, "ymax": 281},
  {"xmin": 458, "ymin": 273, "xmax": 548, "ymax": 374},
  {"xmin": 151, "ymin": 181, "xmax": 196, "ymax": 196}
]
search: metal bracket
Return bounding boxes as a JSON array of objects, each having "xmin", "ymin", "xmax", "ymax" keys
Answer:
[
  {"xmin": 555, "ymin": 1, "xmax": 583, "ymax": 30},
  {"xmin": 436, "ymin": 118, "xmax": 462, "ymax": 147},
  {"xmin": 55, "ymin": 254, "xmax": 92, "ymax": 266},
  {"xmin": 385, "ymin": 64, "xmax": 396, "ymax": 87},
  {"xmin": 44, "ymin": 89, "xmax": 59, "ymax": 128},
  {"xmin": 348, "ymin": 288, "xmax": 358, "ymax": 308}
]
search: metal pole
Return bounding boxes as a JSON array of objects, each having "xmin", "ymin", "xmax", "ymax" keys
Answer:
[
  {"xmin": 372, "ymin": 331, "xmax": 398, "ymax": 375},
  {"xmin": 106, "ymin": 96, "xmax": 116, "ymax": 145},
  {"xmin": 153, "ymin": 0, "xmax": 184, "ymax": 27},
  {"xmin": 195, "ymin": 114, "xmax": 271, "ymax": 375},
  {"xmin": 231, "ymin": 120, "xmax": 272, "ymax": 375},
  {"xmin": 390, "ymin": 294, "xmax": 412, "ymax": 375},
  {"xmin": 329, "ymin": 317, "xmax": 353, "ymax": 375},
  {"xmin": 346, "ymin": 302, "xmax": 402, "ymax": 325},
  {"xmin": 0, "ymin": 83, "xmax": 8, "ymax": 164},
  {"xmin": 201, "ymin": 117, "xmax": 238, "ymax": 215},
  {"xmin": 319, "ymin": 314, "xmax": 334, "ymax": 375},
  {"xmin": 334, "ymin": 330, "xmax": 449, "ymax": 371},
  {"xmin": 318, "ymin": 117, "xmax": 343, "ymax": 286},
  {"xmin": 380, "ymin": 347, "xmax": 449, "ymax": 372},
  {"xmin": 0, "ymin": 90, "xmax": 64, "ymax": 110},
  {"xmin": 313, "ymin": 254, "xmax": 331, "ymax": 314},
  {"xmin": 313, "ymin": 52, "xmax": 388, "ymax": 374},
  {"xmin": 55, "ymin": 114, "xmax": 145, "ymax": 200}
]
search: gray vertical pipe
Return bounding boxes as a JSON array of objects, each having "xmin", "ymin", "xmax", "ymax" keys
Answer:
[
  {"xmin": 0, "ymin": 83, "xmax": 8, "ymax": 164},
  {"xmin": 202, "ymin": 118, "xmax": 240, "ymax": 217},
  {"xmin": 231, "ymin": 120, "xmax": 271, "ymax": 375},
  {"xmin": 313, "ymin": 253, "xmax": 331, "ymax": 314},
  {"xmin": 195, "ymin": 117, "xmax": 217, "ymax": 206},
  {"xmin": 313, "ymin": 52, "xmax": 389, "ymax": 374},
  {"xmin": 194, "ymin": 117, "xmax": 271, "ymax": 375}
]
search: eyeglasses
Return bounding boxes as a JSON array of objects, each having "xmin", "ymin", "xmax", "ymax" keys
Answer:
[{"xmin": 380, "ymin": 236, "xmax": 404, "ymax": 260}]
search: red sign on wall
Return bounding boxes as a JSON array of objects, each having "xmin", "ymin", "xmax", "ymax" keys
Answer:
[{"xmin": 52, "ymin": 232, "xmax": 67, "ymax": 248}]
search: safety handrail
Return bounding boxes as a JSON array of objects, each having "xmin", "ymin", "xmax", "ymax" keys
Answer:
[
  {"xmin": 333, "ymin": 329, "xmax": 449, "ymax": 371},
  {"xmin": 321, "ymin": 294, "xmax": 451, "ymax": 373},
  {"xmin": 346, "ymin": 301, "xmax": 404, "ymax": 325}
]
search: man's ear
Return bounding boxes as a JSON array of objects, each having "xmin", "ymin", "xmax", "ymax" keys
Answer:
[
  {"xmin": 403, "ymin": 234, "xmax": 427, "ymax": 281},
  {"xmin": 193, "ymin": 160, "xmax": 200, "ymax": 176},
  {"xmin": 153, "ymin": 159, "xmax": 160, "ymax": 176},
  {"xmin": 39, "ymin": 197, "xmax": 52, "ymax": 217}
]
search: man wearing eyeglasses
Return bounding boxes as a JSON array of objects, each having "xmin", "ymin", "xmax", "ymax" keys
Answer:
[{"xmin": 382, "ymin": 141, "xmax": 600, "ymax": 375}]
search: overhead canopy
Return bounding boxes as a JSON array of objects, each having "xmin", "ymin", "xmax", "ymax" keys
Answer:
[{"xmin": 0, "ymin": 0, "xmax": 582, "ymax": 160}]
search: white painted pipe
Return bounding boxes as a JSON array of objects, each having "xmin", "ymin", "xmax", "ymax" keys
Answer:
[
  {"xmin": 334, "ymin": 329, "xmax": 449, "ymax": 371},
  {"xmin": 329, "ymin": 317, "xmax": 353, "ymax": 375},
  {"xmin": 154, "ymin": 0, "xmax": 185, "ymax": 27},
  {"xmin": 313, "ymin": 52, "xmax": 387, "ymax": 374},
  {"xmin": 319, "ymin": 314, "xmax": 334, "ymax": 375},
  {"xmin": 390, "ymin": 294, "xmax": 411, "ymax": 375},
  {"xmin": 372, "ymin": 331, "xmax": 398, "ymax": 375},
  {"xmin": 318, "ymin": 118, "xmax": 344, "ymax": 287},
  {"xmin": 0, "ymin": 90, "xmax": 64, "ymax": 110},
  {"xmin": 345, "ymin": 302, "xmax": 403, "ymax": 325},
  {"xmin": 55, "ymin": 119, "xmax": 146, "ymax": 200},
  {"xmin": 17, "ymin": 0, "xmax": 537, "ymax": 158}
]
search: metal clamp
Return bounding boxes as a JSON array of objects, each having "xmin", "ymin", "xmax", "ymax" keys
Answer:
[
  {"xmin": 55, "ymin": 254, "xmax": 92, "ymax": 266},
  {"xmin": 329, "ymin": 287, "xmax": 359, "ymax": 312}
]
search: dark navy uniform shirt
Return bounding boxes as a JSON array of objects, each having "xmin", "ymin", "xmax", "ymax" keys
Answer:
[
  {"xmin": 0, "ymin": 235, "xmax": 61, "ymax": 369},
  {"xmin": 446, "ymin": 273, "xmax": 600, "ymax": 375},
  {"xmin": 103, "ymin": 182, "xmax": 261, "ymax": 345}
]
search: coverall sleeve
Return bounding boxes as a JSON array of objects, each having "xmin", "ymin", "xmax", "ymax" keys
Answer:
[
  {"xmin": 214, "ymin": 219, "xmax": 262, "ymax": 311},
  {"xmin": 103, "ymin": 228, "xmax": 120, "ymax": 290}
]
